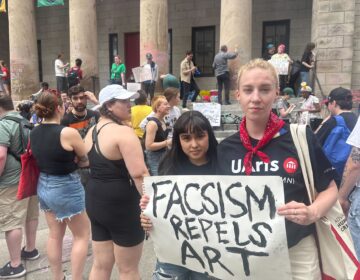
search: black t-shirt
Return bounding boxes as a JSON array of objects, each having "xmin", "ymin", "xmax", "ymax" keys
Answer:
[
  {"xmin": 216, "ymin": 124, "xmax": 336, "ymax": 248},
  {"xmin": 61, "ymin": 109, "xmax": 100, "ymax": 138},
  {"xmin": 159, "ymin": 157, "xmax": 216, "ymax": 176},
  {"xmin": 300, "ymin": 51, "xmax": 313, "ymax": 72},
  {"xmin": 316, "ymin": 112, "xmax": 358, "ymax": 146}
]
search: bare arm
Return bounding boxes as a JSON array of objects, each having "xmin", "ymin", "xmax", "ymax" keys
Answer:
[
  {"xmin": 60, "ymin": 127, "xmax": 89, "ymax": 167},
  {"xmin": 145, "ymin": 121, "xmax": 171, "ymax": 151},
  {"xmin": 118, "ymin": 127, "xmax": 149, "ymax": 194},
  {"xmin": 302, "ymin": 61, "xmax": 313, "ymax": 69},
  {"xmin": 339, "ymin": 146, "xmax": 360, "ymax": 215},
  {"xmin": 278, "ymin": 180, "xmax": 338, "ymax": 225},
  {"xmin": 0, "ymin": 146, "xmax": 8, "ymax": 176}
]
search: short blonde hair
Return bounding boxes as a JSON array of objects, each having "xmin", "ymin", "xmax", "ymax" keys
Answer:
[
  {"xmin": 151, "ymin": 95, "xmax": 167, "ymax": 112},
  {"xmin": 237, "ymin": 58, "xmax": 279, "ymax": 89}
]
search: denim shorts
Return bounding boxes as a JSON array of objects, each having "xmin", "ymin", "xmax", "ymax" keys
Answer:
[
  {"xmin": 37, "ymin": 172, "xmax": 85, "ymax": 221},
  {"xmin": 153, "ymin": 260, "xmax": 214, "ymax": 280},
  {"xmin": 145, "ymin": 150, "xmax": 166, "ymax": 176},
  {"xmin": 348, "ymin": 187, "xmax": 360, "ymax": 260}
]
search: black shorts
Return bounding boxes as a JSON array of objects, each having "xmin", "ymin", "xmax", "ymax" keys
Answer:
[{"xmin": 85, "ymin": 185, "xmax": 144, "ymax": 247}]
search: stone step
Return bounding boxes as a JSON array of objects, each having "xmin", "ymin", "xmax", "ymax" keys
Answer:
[
  {"xmin": 214, "ymin": 123, "xmax": 239, "ymax": 131},
  {"xmin": 214, "ymin": 130, "xmax": 237, "ymax": 138}
]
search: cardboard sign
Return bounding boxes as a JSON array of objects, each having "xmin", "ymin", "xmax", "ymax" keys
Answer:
[
  {"xmin": 269, "ymin": 59, "xmax": 289, "ymax": 75},
  {"xmin": 132, "ymin": 66, "xmax": 152, "ymax": 83},
  {"xmin": 144, "ymin": 175, "xmax": 291, "ymax": 280},
  {"xmin": 193, "ymin": 103, "xmax": 221, "ymax": 127},
  {"xmin": 127, "ymin": 82, "xmax": 141, "ymax": 93}
]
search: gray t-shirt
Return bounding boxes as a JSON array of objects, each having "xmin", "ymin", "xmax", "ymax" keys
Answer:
[
  {"xmin": 0, "ymin": 112, "xmax": 23, "ymax": 187},
  {"xmin": 212, "ymin": 51, "xmax": 238, "ymax": 77}
]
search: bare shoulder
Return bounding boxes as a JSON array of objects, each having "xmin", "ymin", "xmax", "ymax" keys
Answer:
[{"xmin": 61, "ymin": 126, "xmax": 80, "ymax": 138}]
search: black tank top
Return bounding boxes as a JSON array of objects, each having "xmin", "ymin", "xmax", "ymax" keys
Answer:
[
  {"xmin": 144, "ymin": 117, "xmax": 169, "ymax": 152},
  {"xmin": 30, "ymin": 124, "xmax": 77, "ymax": 175},
  {"xmin": 87, "ymin": 123, "xmax": 139, "ymax": 201}
]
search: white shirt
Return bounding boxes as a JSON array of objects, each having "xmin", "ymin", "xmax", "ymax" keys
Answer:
[
  {"xmin": 55, "ymin": 59, "xmax": 65, "ymax": 77},
  {"xmin": 346, "ymin": 116, "xmax": 360, "ymax": 188},
  {"xmin": 299, "ymin": 95, "xmax": 320, "ymax": 124},
  {"xmin": 140, "ymin": 106, "xmax": 181, "ymax": 139}
]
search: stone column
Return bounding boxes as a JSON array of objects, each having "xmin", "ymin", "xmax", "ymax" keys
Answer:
[
  {"xmin": 220, "ymin": 0, "xmax": 252, "ymax": 89},
  {"xmin": 69, "ymin": 0, "xmax": 98, "ymax": 92},
  {"xmin": 140, "ymin": 0, "xmax": 168, "ymax": 90},
  {"xmin": 311, "ymin": 0, "xmax": 355, "ymax": 95},
  {"xmin": 8, "ymin": 0, "xmax": 39, "ymax": 101}
]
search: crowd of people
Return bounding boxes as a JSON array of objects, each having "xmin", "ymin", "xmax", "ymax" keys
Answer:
[{"xmin": 0, "ymin": 49, "xmax": 359, "ymax": 280}]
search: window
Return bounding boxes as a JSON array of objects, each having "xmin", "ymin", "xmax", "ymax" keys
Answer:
[
  {"xmin": 37, "ymin": 40, "xmax": 43, "ymax": 82},
  {"xmin": 192, "ymin": 26, "xmax": 215, "ymax": 77},
  {"xmin": 109, "ymin": 33, "xmax": 118, "ymax": 74},
  {"xmin": 168, "ymin": 29, "xmax": 173, "ymax": 74},
  {"xmin": 262, "ymin": 20, "xmax": 290, "ymax": 55}
]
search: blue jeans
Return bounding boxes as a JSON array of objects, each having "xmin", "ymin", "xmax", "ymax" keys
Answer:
[
  {"xmin": 153, "ymin": 261, "xmax": 213, "ymax": 280},
  {"xmin": 145, "ymin": 150, "xmax": 166, "ymax": 176},
  {"xmin": 348, "ymin": 187, "xmax": 360, "ymax": 260},
  {"xmin": 299, "ymin": 71, "xmax": 309, "ymax": 95},
  {"xmin": 37, "ymin": 172, "xmax": 85, "ymax": 221}
]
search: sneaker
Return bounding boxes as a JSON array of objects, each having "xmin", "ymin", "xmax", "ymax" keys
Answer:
[
  {"xmin": 0, "ymin": 262, "xmax": 26, "ymax": 279},
  {"xmin": 21, "ymin": 247, "xmax": 40, "ymax": 260}
]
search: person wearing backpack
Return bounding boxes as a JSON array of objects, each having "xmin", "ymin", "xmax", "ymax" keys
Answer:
[
  {"xmin": 316, "ymin": 87, "xmax": 357, "ymax": 185},
  {"xmin": 0, "ymin": 94, "xmax": 40, "ymax": 278},
  {"xmin": 67, "ymin": 58, "xmax": 83, "ymax": 89}
]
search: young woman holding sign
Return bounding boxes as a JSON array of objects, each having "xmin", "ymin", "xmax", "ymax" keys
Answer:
[
  {"xmin": 217, "ymin": 59, "xmax": 337, "ymax": 279},
  {"xmin": 141, "ymin": 110, "xmax": 218, "ymax": 279}
]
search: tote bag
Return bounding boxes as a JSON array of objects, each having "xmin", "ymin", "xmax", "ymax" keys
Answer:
[
  {"xmin": 290, "ymin": 124, "xmax": 360, "ymax": 280},
  {"xmin": 16, "ymin": 141, "xmax": 39, "ymax": 200}
]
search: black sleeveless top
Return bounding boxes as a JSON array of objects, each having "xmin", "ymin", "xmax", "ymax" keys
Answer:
[
  {"xmin": 30, "ymin": 124, "xmax": 77, "ymax": 175},
  {"xmin": 144, "ymin": 117, "xmax": 169, "ymax": 152},
  {"xmin": 87, "ymin": 123, "xmax": 139, "ymax": 202}
]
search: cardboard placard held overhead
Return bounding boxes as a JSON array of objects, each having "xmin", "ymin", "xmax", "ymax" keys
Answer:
[{"xmin": 132, "ymin": 66, "xmax": 152, "ymax": 83}]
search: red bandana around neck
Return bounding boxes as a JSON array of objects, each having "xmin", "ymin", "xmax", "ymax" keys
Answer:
[{"xmin": 239, "ymin": 112, "xmax": 285, "ymax": 175}]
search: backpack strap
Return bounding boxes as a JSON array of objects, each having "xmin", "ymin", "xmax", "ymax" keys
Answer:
[{"xmin": 0, "ymin": 115, "xmax": 27, "ymax": 161}]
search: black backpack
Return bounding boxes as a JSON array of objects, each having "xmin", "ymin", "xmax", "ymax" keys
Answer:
[
  {"xmin": 67, "ymin": 68, "xmax": 80, "ymax": 88},
  {"xmin": 0, "ymin": 115, "xmax": 34, "ymax": 161}
]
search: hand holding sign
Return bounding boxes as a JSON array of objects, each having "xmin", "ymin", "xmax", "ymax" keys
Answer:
[{"xmin": 144, "ymin": 175, "xmax": 291, "ymax": 280}]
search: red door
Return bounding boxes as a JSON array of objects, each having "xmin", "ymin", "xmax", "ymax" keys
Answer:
[{"xmin": 124, "ymin": 32, "xmax": 140, "ymax": 81}]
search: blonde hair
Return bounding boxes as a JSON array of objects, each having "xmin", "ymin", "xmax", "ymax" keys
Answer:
[
  {"xmin": 151, "ymin": 95, "xmax": 167, "ymax": 112},
  {"xmin": 237, "ymin": 58, "xmax": 279, "ymax": 89}
]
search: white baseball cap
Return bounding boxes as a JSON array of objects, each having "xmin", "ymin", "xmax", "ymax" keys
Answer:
[{"xmin": 94, "ymin": 85, "xmax": 139, "ymax": 110}]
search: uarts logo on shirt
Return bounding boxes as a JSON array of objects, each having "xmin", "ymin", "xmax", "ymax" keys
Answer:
[{"xmin": 283, "ymin": 158, "xmax": 298, "ymax": 174}]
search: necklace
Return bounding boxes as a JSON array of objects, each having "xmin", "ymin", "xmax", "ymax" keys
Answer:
[{"xmin": 73, "ymin": 110, "xmax": 87, "ymax": 121}]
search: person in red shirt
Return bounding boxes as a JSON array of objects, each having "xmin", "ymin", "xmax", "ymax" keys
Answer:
[
  {"xmin": 0, "ymin": 60, "xmax": 10, "ymax": 95},
  {"xmin": 67, "ymin": 58, "xmax": 83, "ymax": 88}
]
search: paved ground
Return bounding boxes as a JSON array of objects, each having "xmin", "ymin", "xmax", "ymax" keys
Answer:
[{"xmin": 0, "ymin": 212, "xmax": 156, "ymax": 279}]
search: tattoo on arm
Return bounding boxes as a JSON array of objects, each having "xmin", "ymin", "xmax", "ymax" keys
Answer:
[{"xmin": 350, "ymin": 147, "xmax": 360, "ymax": 164}]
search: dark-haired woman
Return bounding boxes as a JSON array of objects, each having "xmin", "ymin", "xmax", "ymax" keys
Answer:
[
  {"xmin": 141, "ymin": 110, "xmax": 218, "ymax": 279},
  {"xmin": 299, "ymin": 42, "xmax": 315, "ymax": 94},
  {"xmin": 84, "ymin": 85, "xmax": 149, "ymax": 280},
  {"xmin": 30, "ymin": 91, "xmax": 90, "ymax": 280}
]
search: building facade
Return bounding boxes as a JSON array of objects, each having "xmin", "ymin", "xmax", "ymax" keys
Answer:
[{"xmin": 0, "ymin": 0, "xmax": 358, "ymax": 101}]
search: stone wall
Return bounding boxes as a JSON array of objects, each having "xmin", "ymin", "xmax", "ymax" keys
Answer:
[
  {"xmin": 312, "ymin": 0, "xmax": 355, "ymax": 96},
  {"xmin": 352, "ymin": 0, "xmax": 360, "ymax": 89},
  {"xmin": 252, "ymin": 0, "xmax": 313, "ymax": 60},
  {"xmin": 0, "ymin": 14, "xmax": 9, "ymax": 66}
]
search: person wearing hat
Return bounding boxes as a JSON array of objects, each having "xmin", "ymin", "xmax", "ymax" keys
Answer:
[
  {"xmin": 142, "ymin": 53, "xmax": 159, "ymax": 102},
  {"xmin": 299, "ymin": 82, "xmax": 321, "ymax": 130},
  {"xmin": 316, "ymin": 88, "xmax": 357, "ymax": 182},
  {"xmin": 262, "ymin": 43, "xmax": 276, "ymax": 61},
  {"xmin": 83, "ymin": 84, "xmax": 149, "ymax": 279},
  {"xmin": 276, "ymin": 87, "xmax": 296, "ymax": 123}
]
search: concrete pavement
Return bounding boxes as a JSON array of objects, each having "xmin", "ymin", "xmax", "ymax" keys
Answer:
[{"xmin": 0, "ymin": 211, "xmax": 156, "ymax": 279}]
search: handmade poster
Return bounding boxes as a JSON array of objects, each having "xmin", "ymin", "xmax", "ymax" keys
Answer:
[
  {"xmin": 132, "ymin": 66, "xmax": 152, "ymax": 83},
  {"xmin": 269, "ymin": 59, "xmax": 289, "ymax": 75},
  {"xmin": 127, "ymin": 82, "xmax": 141, "ymax": 94},
  {"xmin": 193, "ymin": 103, "xmax": 221, "ymax": 127},
  {"xmin": 144, "ymin": 175, "xmax": 291, "ymax": 280}
]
